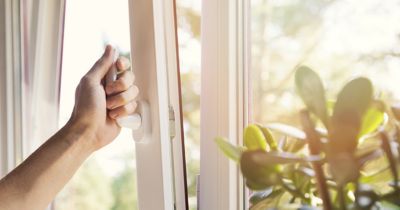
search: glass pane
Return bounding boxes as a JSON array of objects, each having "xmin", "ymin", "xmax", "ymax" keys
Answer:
[
  {"xmin": 56, "ymin": 0, "xmax": 137, "ymax": 209},
  {"xmin": 176, "ymin": 0, "xmax": 201, "ymax": 209},
  {"xmin": 251, "ymin": 0, "xmax": 400, "ymax": 124},
  {"xmin": 250, "ymin": 0, "xmax": 400, "ymax": 207}
]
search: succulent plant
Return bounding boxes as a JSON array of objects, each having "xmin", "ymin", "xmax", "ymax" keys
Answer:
[{"xmin": 216, "ymin": 66, "xmax": 400, "ymax": 209}]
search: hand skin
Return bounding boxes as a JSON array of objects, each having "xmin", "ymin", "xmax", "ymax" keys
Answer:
[{"xmin": 0, "ymin": 45, "xmax": 138, "ymax": 210}]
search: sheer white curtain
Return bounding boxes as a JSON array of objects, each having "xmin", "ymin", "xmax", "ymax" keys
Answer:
[
  {"xmin": 0, "ymin": 0, "xmax": 65, "ymax": 177},
  {"xmin": 0, "ymin": 0, "xmax": 25, "ymax": 176},
  {"xmin": 21, "ymin": 0, "xmax": 66, "ymax": 157}
]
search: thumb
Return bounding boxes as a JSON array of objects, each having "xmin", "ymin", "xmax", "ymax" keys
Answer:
[{"xmin": 86, "ymin": 45, "xmax": 115, "ymax": 81}]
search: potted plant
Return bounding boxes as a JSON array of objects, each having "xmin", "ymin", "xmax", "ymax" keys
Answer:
[{"xmin": 216, "ymin": 66, "xmax": 400, "ymax": 209}]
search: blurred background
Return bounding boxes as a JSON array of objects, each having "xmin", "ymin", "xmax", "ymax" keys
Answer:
[
  {"xmin": 251, "ymin": 0, "xmax": 400, "ymax": 128},
  {"xmin": 55, "ymin": 0, "xmax": 200, "ymax": 209}
]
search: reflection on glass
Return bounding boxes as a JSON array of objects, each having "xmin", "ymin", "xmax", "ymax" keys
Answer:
[
  {"xmin": 251, "ymin": 0, "xmax": 400, "ymax": 126},
  {"xmin": 56, "ymin": 0, "xmax": 137, "ymax": 210}
]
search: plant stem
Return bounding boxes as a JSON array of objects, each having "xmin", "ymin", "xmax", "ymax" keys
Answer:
[
  {"xmin": 300, "ymin": 110, "xmax": 332, "ymax": 210},
  {"xmin": 380, "ymin": 131, "xmax": 399, "ymax": 191},
  {"xmin": 337, "ymin": 185, "xmax": 347, "ymax": 210},
  {"xmin": 278, "ymin": 177, "xmax": 310, "ymax": 204}
]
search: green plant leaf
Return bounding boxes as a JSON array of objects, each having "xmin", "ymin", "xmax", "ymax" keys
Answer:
[
  {"xmin": 266, "ymin": 123, "xmax": 306, "ymax": 140},
  {"xmin": 328, "ymin": 153, "xmax": 360, "ymax": 186},
  {"xmin": 291, "ymin": 167, "xmax": 314, "ymax": 194},
  {"xmin": 378, "ymin": 200, "xmax": 400, "ymax": 209},
  {"xmin": 249, "ymin": 188, "xmax": 285, "ymax": 210},
  {"xmin": 391, "ymin": 104, "xmax": 400, "ymax": 121},
  {"xmin": 359, "ymin": 101, "xmax": 386, "ymax": 138},
  {"xmin": 244, "ymin": 124, "xmax": 268, "ymax": 150},
  {"xmin": 380, "ymin": 131, "xmax": 399, "ymax": 189},
  {"xmin": 355, "ymin": 185, "xmax": 379, "ymax": 209},
  {"xmin": 381, "ymin": 191, "xmax": 400, "ymax": 206},
  {"xmin": 285, "ymin": 137, "xmax": 307, "ymax": 153},
  {"xmin": 295, "ymin": 66, "xmax": 329, "ymax": 128},
  {"xmin": 360, "ymin": 166, "xmax": 392, "ymax": 184},
  {"xmin": 249, "ymin": 187, "xmax": 273, "ymax": 205},
  {"xmin": 330, "ymin": 77, "xmax": 373, "ymax": 154},
  {"xmin": 250, "ymin": 151, "xmax": 323, "ymax": 165},
  {"xmin": 357, "ymin": 148, "xmax": 383, "ymax": 166},
  {"xmin": 328, "ymin": 100, "xmax": 385, "ymax": 139},
  {"xmin": 215, "ymin": 137, "xmax": 244, "ymax": 162},
  {"xmin": 246, "ymin": 179, "xmax": 273, "ymax": 191},
  {"xmin": 333, "ymin": 77, "xmax": 373, "ymax": 117},
  {"xmin": 257, "ymin": 125, "xmax": 278, "ymax": 151},
  {"xmin": 240, "ymin": 150, "xmax": 282, "ymax": 189}
]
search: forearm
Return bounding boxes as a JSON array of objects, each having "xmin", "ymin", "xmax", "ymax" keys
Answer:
[{"xmin": 0, "ymin": 121, "xmax": 95, "ymax": 210}]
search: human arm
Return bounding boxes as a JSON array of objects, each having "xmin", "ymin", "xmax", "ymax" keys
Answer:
[{"xmin": 0, "ymin": 45, "xmax": 138, "ymax": 210}]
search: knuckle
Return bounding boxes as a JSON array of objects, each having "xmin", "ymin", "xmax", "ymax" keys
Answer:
[
  {"xmin": 118, "ymin": 79, "xmax": 130, "ymax": 90},
  {"xmin": 118, "ymin": 93, "xmax": 128, "ymax": 104},
  {"xmin": 118, "ymin": 57, "xmax": 131, "ymax": 69},
  {"xmin": 122, "ymin": 105, "xmax": 131, "ymax": 113}
]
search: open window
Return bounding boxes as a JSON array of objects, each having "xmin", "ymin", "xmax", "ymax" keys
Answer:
[
  {"xmin": 57, "ymin": 0, "xmax": 188, "ymax": 209},
  {"xmin": 1, "ymin": 0, "xmax": 188, "ymax": 209}
]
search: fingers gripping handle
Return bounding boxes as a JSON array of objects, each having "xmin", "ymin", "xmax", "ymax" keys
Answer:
[{"xmin": 105, "ymin": 53, "xmax": 151, "ymax": 142}]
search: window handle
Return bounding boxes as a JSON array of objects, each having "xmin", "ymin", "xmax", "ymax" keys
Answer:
[{"xmin": 105, "ymin": 54, "xmax": 151, "ymax": 142}]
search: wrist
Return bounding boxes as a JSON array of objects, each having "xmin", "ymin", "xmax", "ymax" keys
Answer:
[{"xmin": 63, "ymin": 119, "xmax": 97, "ymax": 154}]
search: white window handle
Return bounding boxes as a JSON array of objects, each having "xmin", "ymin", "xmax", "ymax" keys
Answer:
[{"xmin": 105, "ymin": 53, "xmax": 151, "ymax": 142}]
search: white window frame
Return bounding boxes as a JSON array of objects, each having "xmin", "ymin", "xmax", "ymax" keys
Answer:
[
  {"xmin": 200, "ymin": 0, "xmax": 250, "ymax": 209},
  {"xmin": 128, "ymin": 0, "xmax": 188, "ymax": 209}
]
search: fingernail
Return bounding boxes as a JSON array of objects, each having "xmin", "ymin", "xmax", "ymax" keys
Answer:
[
  {"xmin": 104, "ymin": 45, "xmax": 115, "ymax": 57},
  {"xmin": 104, "ymin": 45, "xmax": 111, "ymax": 55}
]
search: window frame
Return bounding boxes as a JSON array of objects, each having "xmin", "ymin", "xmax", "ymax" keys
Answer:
[
  {"xmin": 200, "ymin": 0, "xmax": 250, "ymax": 209},
  {"xmin": 128, "ymin": 0, "xmax": 188, "ymax": 209}
]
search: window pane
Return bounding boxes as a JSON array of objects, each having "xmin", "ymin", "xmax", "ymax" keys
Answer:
[
  {"xmin": 56, "ymin": 0, "xmax": 137, "ymax": 209},
  {"xmin": 251, "ymin": 0, "xmax": 400, "ymax": 124},
  {"xmin": 176, "ymin": 0, "xmax": 201, "ymax": 209},
  {"xmin": 250, "ymin": 0, "xmax": 400, "ymax": 207}
]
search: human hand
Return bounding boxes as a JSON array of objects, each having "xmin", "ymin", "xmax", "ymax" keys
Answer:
[{"xmin": 69, "ymin": 45, "xmax": 138, "ymax": 150}]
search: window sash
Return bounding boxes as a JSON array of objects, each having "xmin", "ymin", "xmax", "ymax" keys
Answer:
[
  {"xmin": 200, "ymin": 0, "xmax": 249, "ymax": 209},
  {"xmin": 128, "ymin": 0, "xmax": 188, "ymax": 209}
]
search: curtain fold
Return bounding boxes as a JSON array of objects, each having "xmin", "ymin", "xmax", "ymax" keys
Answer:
[{"xmin": 21, "ymin": 0, "xmax": 66, "ymax": 157}]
